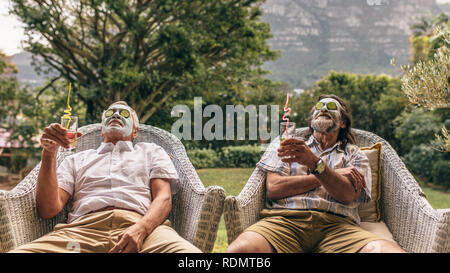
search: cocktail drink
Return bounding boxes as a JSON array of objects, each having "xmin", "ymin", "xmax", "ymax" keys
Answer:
[
  {"xmin": 280, "ymin": 121, "xmax": 295, "ymax": 168},
  {"xmin": 280, "ymin": 121, "xmax": 295, "ymax": 142},
  {"xmin": 61, "ymin": 116, "xmax": 78, "ymax": 151}
]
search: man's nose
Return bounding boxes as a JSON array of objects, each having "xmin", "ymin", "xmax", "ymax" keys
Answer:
[{"xmin": 111, "ymin": 111, "xmax": 121, "ymax": 118}]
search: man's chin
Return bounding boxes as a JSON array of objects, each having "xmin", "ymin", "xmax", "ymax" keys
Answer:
[
  {"xmin": 311, "ymin": 120, "xmax": 338, "ymax": 133},
  {"xmin": 102, "ymin": 126, "xmax": 132, "ymax": 138}
]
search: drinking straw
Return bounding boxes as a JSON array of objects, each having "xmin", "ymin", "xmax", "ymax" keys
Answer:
[
  {"xmin": 63, "ymin": 83, "xmax": 72, "ymax": 129},
  {"xmin": 282, "ymin": 92, "xmax": 291, "ymax": 139}
]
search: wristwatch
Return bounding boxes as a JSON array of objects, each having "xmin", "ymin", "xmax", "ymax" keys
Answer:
[{"xmin": 310, "ymin": 158, "xmax": 325, "ymax": 175}]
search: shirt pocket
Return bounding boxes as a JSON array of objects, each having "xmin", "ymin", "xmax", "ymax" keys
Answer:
[{"xmin": 122, "ymin": 157, "xmax": 150, "ymax": 187}]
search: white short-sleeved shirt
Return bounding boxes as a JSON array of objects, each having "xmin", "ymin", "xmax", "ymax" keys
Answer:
[{"xmin": 57, "ymin": 141, "xmax": 179, "ymax": 223}]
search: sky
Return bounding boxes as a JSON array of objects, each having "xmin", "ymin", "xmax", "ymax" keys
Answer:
[
  {"xmin": 0, "ymin": 0, "xmax": 25, "ymax": 55},
  {"xmin": 0, "ymin": 0, "xmax": 449, "ymax": 56}
]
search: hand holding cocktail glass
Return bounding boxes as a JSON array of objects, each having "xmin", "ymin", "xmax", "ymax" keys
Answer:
[
  {"xmin": 40, "ymin": 83, "xmax": 81, "ymax": 153},
  {"xmin": 278, "ymin": 129, "xmax": 318, "ymax": 169},
  {"xmin": 40, "ymin": 122, "xmax": 82, "ymax": 153}
]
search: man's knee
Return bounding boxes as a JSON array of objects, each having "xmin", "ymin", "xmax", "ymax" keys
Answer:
[
  {"xmin": 226, "ymin": 232, "xmax": 274, "ymax": 253},
  {"xmin": 227, "ymin": 239, "xmax": 256, "ymax": 253},
  {"xmin": 359, "ymin": 239, "xmax": 406, "ymax": 253}
]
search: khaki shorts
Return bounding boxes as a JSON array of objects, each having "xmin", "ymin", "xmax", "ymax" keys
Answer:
[
  {"xmin": 10, "ymin": 209, "xmax": 202, "ymax": 253},
  {"xmin": 245, "ymin": 209, "xmax": 383, "ymax": 253}
]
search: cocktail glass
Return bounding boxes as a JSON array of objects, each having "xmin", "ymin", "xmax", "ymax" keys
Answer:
[{"xmin": 61, "ymin": 116, "xmax": 78, "ymax": 151}]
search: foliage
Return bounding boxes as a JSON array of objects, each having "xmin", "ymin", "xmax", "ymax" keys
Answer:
[
  {"xmin": 402, "ymin": 144, "xmax": 446, "ymax": 179},
  {"xmin": 409, "ymin": 13, "xmax": 449, "ymax": 62},
  {"xmin": 401, "ymin": 44, "xmax": 450, "ymax": 110},
  {"xmin": 434, "ymin": 126, "xmax": 450, "ymax": 152},
  {"xmin": 10, "ymin": 0, "xmax": 279, "ymax": 124},
  {"xmin": 186, "ymin": 148, "xmax": 222, "ymax": 169},
  {"xmin": 0, "ymin": 51, "xmax": 18, "ymax": 74},
  {"xmin": 408, "ymin": 35, "xmax": 430, "ymax": 64},
  {"xmin": 10, "ymin": 152, "xmax": 28, "ymax": 173},
  {"xmin": 221, "ymin": 145, "xmax": 264, "ymax": 168},
  {"xmin": 402, "ymin": 21, "xmax": 449, "ymax": 152},
  {"xmin": 187, "ymin": 145, "xmax": 264, "ymax": 169},
  {"xmin": 393, "ymin": 108, "xmax": 444, "ymax": 154},
  {"xmin": 432, "ymin": 160, "xmax": 450, "ymax": 190},
  {"xmin": 166, "ymin": 78, "xmax": 288, "ymax": 151}
]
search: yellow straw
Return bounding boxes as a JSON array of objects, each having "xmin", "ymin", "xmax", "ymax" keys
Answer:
[{"xmin": 63, "ymin": 83, "xmax": 72, "ymax": 129}]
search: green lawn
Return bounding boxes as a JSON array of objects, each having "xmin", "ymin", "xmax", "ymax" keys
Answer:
[
  {"xmin": 196, "ymin": 168, "xmax": 450, "ymax": 253},
  {"xmin": 197, "ymin": 168, "xmax": 254, "ymax": 253},
  {"xmin": 421, "ymin": 186, "xmax": 450, "ymax": 209}
]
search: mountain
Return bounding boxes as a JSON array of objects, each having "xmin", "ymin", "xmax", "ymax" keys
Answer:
[
  {"xmin": 260, "ymin": 0, "xmax": 448, "ymax": 88},
  {"xmin": 8, "ymin": 0, "xmax": 450, "ymax": 89},
  {"xmin": 11, "ymin": 52, "xmax": 52, "ymax": 86}
]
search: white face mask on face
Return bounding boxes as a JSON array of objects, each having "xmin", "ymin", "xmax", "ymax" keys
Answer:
[
  {"xmin": 101, "ymin": 105, "xmax": 134, "ymax": 138},
  {"xmin": 311, "ymin": 98, "xmax": 343, "ymax": 133}
]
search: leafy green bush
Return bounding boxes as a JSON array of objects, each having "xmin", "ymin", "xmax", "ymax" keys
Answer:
[
  {"xmin": 221, "ymin": 145, "xmax": 264, "ymax": 168},
  {"xmin": 393, "ymin": 108, "xmax": 443, "ymax": 154},
  {"xmin": 432, "ymin": 160, "xmax": 450, "ymax": 189},
  {"xmin": 187, "ymin": 145, "xmax": 264, "ymax": 169},
  {"xmin": 402, "ymin": 144, "xmax": 444, "ymax": 180},
  {"xmin": 186, "ymin": 149, "xmax": 221, "ymax": 169},
  {"xmin": 10, "ymin": 152, "xmax": 28, "ymax": 174}
]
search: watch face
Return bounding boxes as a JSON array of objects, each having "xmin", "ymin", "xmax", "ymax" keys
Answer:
[
  {"xmin": 312, "ymin": 159, "xmax": 325, "ymax": 174},
  {"xmin": 317, "ymin": 160, "xmax": 325, "ymax": 173}
]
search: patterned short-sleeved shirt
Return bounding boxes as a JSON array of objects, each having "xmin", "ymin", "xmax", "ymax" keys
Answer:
[{"xmin": 257, "ymin": 134, "xmax": 371, "ymax": 224}]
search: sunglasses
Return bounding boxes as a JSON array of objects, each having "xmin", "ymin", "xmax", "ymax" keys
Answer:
[
  {"xmin": 315, "ymin": 101, "xmax": 338, "ymax": 111},
  {"xmin": 104, "ymin": 109, "xmax": 131, "ymax": 118}
]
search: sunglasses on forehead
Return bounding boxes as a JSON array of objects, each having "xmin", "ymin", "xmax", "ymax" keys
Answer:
[
  {"xmin": 315, "ymin": 101, "xmax": 338, "ymax": 111},
  {"xmin": 104, "ymin": 108, "xmax": 131, "ymax": 118}
]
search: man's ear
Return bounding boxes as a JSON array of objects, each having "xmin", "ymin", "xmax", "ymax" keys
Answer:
[{"xmin": 132, "ymin": 125, "xmax": 139, "ymax": 139}]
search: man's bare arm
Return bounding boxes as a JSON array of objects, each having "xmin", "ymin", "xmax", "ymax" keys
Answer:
[
  {"xmin": 138, "ymin": 178, "xmax": 172, "ymax": 235},
  {"xmin": 278, "ymin": 138, "xmax": 362, "ymax": 205},
  {"xmin": 36, "ymin": 124, "xmax": 74, "ymax": 219},
  {"xmin": 266, "ymin": 171, "xmax": 321, "ymax": 200},
  {"xmin": 313, "ymin": 164, "xmax": 361, "ymax": 204},
  {"xmin": 109, "ymin": 178, "xmax": 172, "ymax": 253}
]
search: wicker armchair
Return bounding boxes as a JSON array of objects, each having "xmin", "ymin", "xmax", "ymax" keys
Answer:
[
  {"xmin": 0, "ymin": 124, "xmax": 225, "ymax": 253},
  {"xmin": 223, "ymin": 128, "xmax": 449, "ymax": 253}
]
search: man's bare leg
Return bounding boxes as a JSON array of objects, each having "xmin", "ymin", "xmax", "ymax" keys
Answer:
[
  {"xmin": 226, "ymin": 231, "xmax": 275, "ymax": 253},
  {"xmin": 358, "ymin": 239, "xmax": 407, "ymax": 253}
]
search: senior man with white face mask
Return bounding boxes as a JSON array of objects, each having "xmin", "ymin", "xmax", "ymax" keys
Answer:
[
  {"xmin": 227, "ymin": 94, "xmax": 406, "ymax": 253},
  {"xmin": 10, "ymin": 101, "xmax": 201, "ymax": 253}
]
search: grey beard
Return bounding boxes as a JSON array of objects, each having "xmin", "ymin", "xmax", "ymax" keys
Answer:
[{"xmin": 311, "ymin": 118, "xmax": 338, "ymax": 133}]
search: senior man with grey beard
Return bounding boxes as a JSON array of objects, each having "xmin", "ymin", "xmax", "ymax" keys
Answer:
[
  {"xmin": 10, "ymin": 101, "xmax": 201, "ymax": 253},
  {"xmin": 227, "ymin": 94, "xmax": 406, "ymax": 253}
]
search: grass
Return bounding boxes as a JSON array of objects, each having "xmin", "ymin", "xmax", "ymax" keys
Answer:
[
  {"xmin": 196, "ymin": 167, "xmax": 450, "ymax": 253},
  {"xmin": 421, "ymin": 186, "xmax": 450, "ymax": 209},
  {"xmin": 197, "ymin": 168, "xmax": 254, "ymax": 253}
]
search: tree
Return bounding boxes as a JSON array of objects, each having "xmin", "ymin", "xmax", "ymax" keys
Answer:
[
  {"xmin": 1, "ymin": 50, "xmax": 86, "ymax": 150},
  {"xmin": 409, "ymin": 13, "xmax": 448, "ymax": 63},
  {"xmin": 402, "ymin": 28, "xmax": 449, "ymax": 109},
  {"xmin": 10, "ymin": 0, "xmax": 278, "ymax": 124},
  {"xmin": 0, "ymin": 51, "xmax": 21, "ymax": 132},
  {"xmin": 401, "ymin": 25, "xmax": 449, "ymax": 151}
]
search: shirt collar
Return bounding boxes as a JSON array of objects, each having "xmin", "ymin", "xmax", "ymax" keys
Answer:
[
  {"xmin": 307, "ymin": 134, "xmax": 344, "ymax": 153},
  {"xmin": 97, "ymin": 141, "xmax": 134, "ymax": 154}
]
